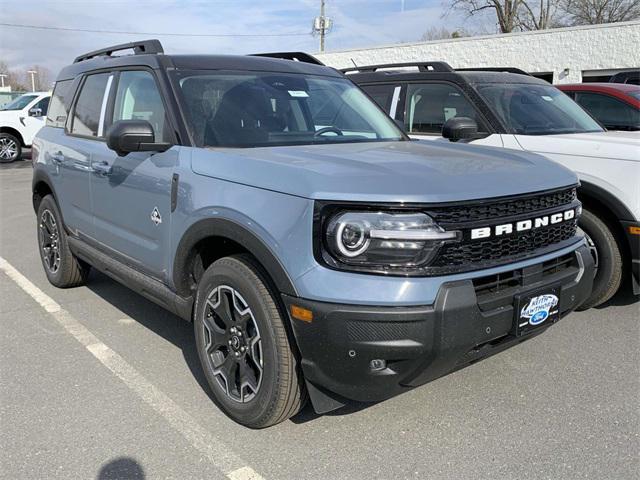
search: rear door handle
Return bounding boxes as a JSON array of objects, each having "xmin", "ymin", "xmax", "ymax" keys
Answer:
[
  {"xmin": 51, "ymin": 152, "xmax": 65, "ymax": 165},
  {"xmin": 92, "ymin": 161, "xmax": 112, "ymax": 176}
]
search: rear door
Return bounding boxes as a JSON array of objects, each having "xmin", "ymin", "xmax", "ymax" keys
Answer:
[
  {"xmin": 54, "ymin": 72, "xmax": 113, "ymax": 238},
  {"xmin": 89, "ymin": 68, "xmax": 178, "ymax": 280}
]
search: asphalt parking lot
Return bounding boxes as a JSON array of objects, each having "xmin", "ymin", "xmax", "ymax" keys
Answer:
[{"xmin": 1, "ymin": 160, "xmax": 638, "ymax": 480}]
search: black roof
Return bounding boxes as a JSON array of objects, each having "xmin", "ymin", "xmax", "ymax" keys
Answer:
[
  {"xmin": 343, "ymin": 66, "xmax": 545, "ymax": 86},
  {"xmin": 57, "ymin": 41, "xmax": 340, "ymax": 81}
]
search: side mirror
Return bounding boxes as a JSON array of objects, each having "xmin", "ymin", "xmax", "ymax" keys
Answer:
[
  {"xmin": 442, "ymin": 117, "xmax": 481, "ymax": 142},
  {"xmin": 28, "ymin": 107, "xmax": 43, "ymax": 117},
  {"xmin": 106, "ymin": 120, "xmax": 172, "ymax": 157}
]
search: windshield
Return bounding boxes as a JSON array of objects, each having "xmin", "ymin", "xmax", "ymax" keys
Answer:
[
  {"xmin": 477, "ymin": 84, "xmax": 604, "ymax": 135},
  {"xmin": 1, "ymin": 94, "xmax": 38, "ymax": 111},
  {"xmin": 628, "ymin": 91, "xmax": 640, "ymax": 101},
  {"xmin": 175, "ymin": 71, "xmax": 405, "ymax": 148}
]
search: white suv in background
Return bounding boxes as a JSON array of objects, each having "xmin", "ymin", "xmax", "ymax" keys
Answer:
[
  {"xmin": 0, "ymin": 91, "xmax": 51, "ymax": 162},
  {"xmin": 346, "ymin": 64, "xmax": 640, "ymax": 309}
]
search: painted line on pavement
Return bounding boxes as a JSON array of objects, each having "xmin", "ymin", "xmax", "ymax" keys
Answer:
[{"xmin": 0, "ymin": 256, "xmax": 265, "ymax": 480}]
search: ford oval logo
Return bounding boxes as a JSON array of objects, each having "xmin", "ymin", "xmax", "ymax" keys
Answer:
[{"xmin": 529, "ymin": 310, "xmax": 549, "ymax": 325}]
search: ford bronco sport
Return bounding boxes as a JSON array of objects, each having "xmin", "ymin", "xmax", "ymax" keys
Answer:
[
  {"xmin": 0, "ymin": 91, "xmax": 51, "ymax": 162},
  {"xmin": 345, "ymin": 62, "xmax": 639, "ymax": 309},
  {"xmin": 33, "ymin": 41, "xmax": 594, "ymax": 428}
]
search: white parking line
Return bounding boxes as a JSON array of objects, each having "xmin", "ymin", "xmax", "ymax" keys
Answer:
[{"xmin": 0, "ymin": 257, "xmax": 265, "ymax": 480}]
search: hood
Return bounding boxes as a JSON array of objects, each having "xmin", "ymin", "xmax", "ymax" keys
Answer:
[
  {"xmin": 515, "ymin": 132, "xmax": 640, "ymax": 162},
  {"xmin": 190, "ymin": 140, "xmax": 577, "ymax": 203}
]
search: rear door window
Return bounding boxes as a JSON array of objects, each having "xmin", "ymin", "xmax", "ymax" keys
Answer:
[
  {"xmin": 71, "ymin": 73, "xmax": 113, "ymax": 138},
  {"xmin": 574, "ymin": 92, "xmax": 640, "ymax": 130},
  {"xmin": 360, "ymin": 84, "xmax": 402, "ymax": 119},
  {"xmin": 405, "ymin": 83, "xmax": 487, "ymax": 135}
]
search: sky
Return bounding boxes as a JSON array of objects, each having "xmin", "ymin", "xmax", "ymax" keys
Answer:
[{"xmin": 0, "ymin": 0, "xmax": 488, "ymax": 78}]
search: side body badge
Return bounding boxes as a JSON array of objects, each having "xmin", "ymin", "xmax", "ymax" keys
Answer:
[{"xmin": 151, "ymin": 207, "xmax": 162, "ymax": 226}]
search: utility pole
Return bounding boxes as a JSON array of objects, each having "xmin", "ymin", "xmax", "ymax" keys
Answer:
[
  {"xmin": 27, "ymin": 70, "xmax": 37, "ymax": 92},
  {"xmin": 313, "ymin": 0, "xmax": 332, "ymax": 53},
  {"xmin": 319, "ymin": 0, "xmax": 326, "ymax": 53}
]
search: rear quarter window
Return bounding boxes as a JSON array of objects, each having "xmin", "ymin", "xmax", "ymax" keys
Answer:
[{"xmin": 46, "ymin": 80, "xmax": 74, "ymax": 128}]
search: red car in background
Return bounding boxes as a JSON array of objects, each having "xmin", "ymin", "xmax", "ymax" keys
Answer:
[{"xmin": 557, "ymin": 83, "xmax": 640, "ymax": 131}]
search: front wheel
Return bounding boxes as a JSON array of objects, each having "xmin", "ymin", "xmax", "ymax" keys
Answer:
[
  {"xmin": 577, "ymin": 208, "xmax": 622, "ymax": 310},
  {"xmin": 194, "ymin": 254, "xmax": 306, "ymax": 428},
  {"xmin": 37, "ymin": 195, "xmax": 90, "ymax": 288}
]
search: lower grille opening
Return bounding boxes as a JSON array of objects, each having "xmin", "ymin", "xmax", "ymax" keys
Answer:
[{"xmin": 472, "ymin": 252, "xmax": 577, "ymax": 312}]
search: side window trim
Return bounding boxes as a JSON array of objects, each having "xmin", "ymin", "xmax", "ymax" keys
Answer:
[
  {"xmin": 389, "ymin": 86, "xmax": 401, "ymax": 119},
  {"xmin": 97, "ymin": 74, "xmax": 114, "ymax": 137},
  {"xmin": 403, "ymin": 80, "xmax": 491, "ymax": 136}
]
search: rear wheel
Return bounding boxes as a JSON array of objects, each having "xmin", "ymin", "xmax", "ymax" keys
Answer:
[
  {"xmin": 0, "ymin": 133, "xmax": 21, "ymax": 163},
  {"xmin": 577, "ymin": 208, "xmax": 622, "ymax": 310},
  {"xmin": 194, "ymin": 254, "xmax": 305, "ymax": 428},
  {"xmin": 37, "ymin": 195, "xmax": 90, "ymax": 288}
]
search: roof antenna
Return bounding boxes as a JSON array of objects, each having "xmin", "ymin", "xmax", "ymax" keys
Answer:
[{"xmin": 350, "ymin": 58, "xmax": 358, "ymax": 68}]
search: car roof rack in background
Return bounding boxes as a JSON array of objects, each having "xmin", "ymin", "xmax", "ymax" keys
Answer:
[
  {"xmin": 74, "ymin": 39, "xmax": 164, "ymax": 64},
  {"xmin": 251, "ymin": 52, "xmax": 325, "ymax": 66},
  {"xmin": 456, "ymin": 67, "xmax": 531, "ymax": 76},
  {"xmin": 341, "ymin": 61, "xmax": 454, "ymax": 74}
]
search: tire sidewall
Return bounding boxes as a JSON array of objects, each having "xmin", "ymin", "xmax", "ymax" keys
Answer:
[
  {"xmin": 194, "ymin": 259, "xmax": 282, "ymax": 425},
  {"xmin": 578, "ymin": 208, "xmax": 620, "ymax": 306},
  {"xmin": 37, "ymin": 196, "xmax": 68, "ymax": 285},
  {"xmin": 0, "ymin": 133, "xmax": 21, "ymax": 163}
]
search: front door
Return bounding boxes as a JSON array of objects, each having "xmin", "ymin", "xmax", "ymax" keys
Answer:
[{"xmin": 90, "ymin": 69, "xmax": 178, "ymax": 280}]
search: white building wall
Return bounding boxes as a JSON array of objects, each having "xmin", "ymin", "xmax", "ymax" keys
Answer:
[{"xmin": 316, "ymin": 21, "xmax": 640, "ymax": 84}]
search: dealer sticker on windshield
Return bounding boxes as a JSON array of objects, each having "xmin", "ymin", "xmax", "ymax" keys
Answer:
[{"xmin": 515, "ymin": 286, "xmax": 560, "ymax": 336}]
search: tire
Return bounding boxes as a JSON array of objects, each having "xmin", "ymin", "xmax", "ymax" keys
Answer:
[
  {"xmin": 577, "ymin": 208, "xmax": 622, "ymax": 310},
  {"xmin": 0, "ymin": 132, "xmax": 21, "ymax": 163},
  {"xmin": 194, "ymin": 254, "xmax": 306, "ymax": 428},
  {"xmin": 37, "ymin": 195, "xmax": 90, "ymax": 288}
]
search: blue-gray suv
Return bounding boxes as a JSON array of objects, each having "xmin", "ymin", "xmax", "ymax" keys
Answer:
[{"xmin": 32, "ymin": 40, "xmax": 595, "ymax": 428}]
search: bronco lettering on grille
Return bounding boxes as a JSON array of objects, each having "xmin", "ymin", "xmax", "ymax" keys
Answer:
[{"xmin": 470, "ymin": 208, "xmax": 576, "ymax": 240}]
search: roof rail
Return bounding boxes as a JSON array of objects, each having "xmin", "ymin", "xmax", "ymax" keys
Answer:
[
  {"xmin": 341, "ymin": 61, "xmax": 454, "ymax": 74},
  {"xmin": 456, "ymin": 67, "xmax": 531, "ymax": 76},
  {"xmin": 74, "ymin": 39, "xmax": 164, "ymax": 64},
  {"xmin": 250, "ymin": 52, "xmax": 325, "ymax": 66}
]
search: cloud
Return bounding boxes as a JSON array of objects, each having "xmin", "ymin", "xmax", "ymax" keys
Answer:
[{"xmin": 0, "ymin": 0, "xmax": 470, "ymax": 77}]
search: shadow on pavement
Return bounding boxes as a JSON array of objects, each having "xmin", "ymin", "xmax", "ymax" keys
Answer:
[
  {"xmin": 596, "ymin": 280, "xmax": 639, "ymax": 309},
  {"xmin": 84, "ymin": 270, "xmax": 371, "ymax": 426},
  {"xmin": 97, "ymin": 456, "xmax": 145, "ymax": 479}
]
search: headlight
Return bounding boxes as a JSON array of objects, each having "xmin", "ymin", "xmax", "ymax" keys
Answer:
[{"xmin": 323, "ymin": 211, "xmax": 459, "ymax": 273}]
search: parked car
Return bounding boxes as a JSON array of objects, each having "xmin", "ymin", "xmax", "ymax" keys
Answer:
[
  {"xmin": 33, "ymin": 41, "xmax": 594, "ymax": 427},
  {"xmin": 609, "ymin": 70, "xmax": 640, "ymax": 85},
  {"xmin": 0, "ymin": 91, "xmax": 51, "ymax": 162},
  {"xmin": 557, "ymin": 83, "xmax": 640, "ymax": 132},
  {"xmin": 345, "ymin": 62, "xmax": 639, "ymax": 309}
]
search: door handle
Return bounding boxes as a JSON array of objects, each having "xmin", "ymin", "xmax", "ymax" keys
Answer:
[
  {"xmin": 51, "ymin": 152, "xmax": 65, "ymax": 165},
  {"xmin": 92, "ymin": 161, "xmax": 112, "ymax": 176}
]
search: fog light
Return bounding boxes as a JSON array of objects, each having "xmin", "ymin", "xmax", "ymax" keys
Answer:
[{"xmin": 369, "ymin": 359, "xmax": 386, "ymax": 371}]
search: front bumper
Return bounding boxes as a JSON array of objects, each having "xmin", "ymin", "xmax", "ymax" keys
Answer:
[{"xmin": 284, "ymin": 245, "xmax": 595, "ymax": 409}]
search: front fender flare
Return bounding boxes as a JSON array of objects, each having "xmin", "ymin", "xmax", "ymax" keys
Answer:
[{"xmin": 172, "ymin": 217, "xmax": 298, "ymax": 298}]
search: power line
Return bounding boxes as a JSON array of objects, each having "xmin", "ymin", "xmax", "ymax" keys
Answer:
[{"xmin": 0, "ymin": 22, "xmax": 310, "ymax": 37}]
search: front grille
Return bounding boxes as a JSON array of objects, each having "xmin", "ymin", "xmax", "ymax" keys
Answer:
[
  {"xmin": 433, "ymin": 221, "xmax": 578, "ymax": 269},
  {"xmin": 429, "ymin": 188, "xmax": 576, "ymax": 225},
  {"xmin": 424, "ymin": 187, "xmax": 579, "ymax": 274}
]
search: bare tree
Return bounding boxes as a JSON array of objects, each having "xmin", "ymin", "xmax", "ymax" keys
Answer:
[
  {"xmin": 561, "ymin": 0, "xmax": 640, "ymax": 24},
  {"xmin": 0, "ymin": 60, "xmax": 28, "ymax": 91},
  {"xmin": 519, "ymin": 0, "xmax": 564, "ymax": 29},
  {"xmin": 420, "ymin": 26, "xmax": 469, "ymax": 40},
  {"xmin": 450, "ymin": 0, "xmax": 526, "ymax": 32}
]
